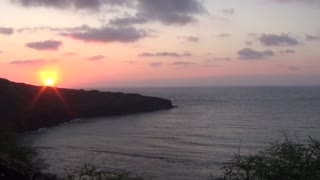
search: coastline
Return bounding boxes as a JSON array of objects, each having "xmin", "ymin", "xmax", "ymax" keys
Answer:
[{"xmin": 0, "ymin": 78, "xmax": 174, "ymax": 132}]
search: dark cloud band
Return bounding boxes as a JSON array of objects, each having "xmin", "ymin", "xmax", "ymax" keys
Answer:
[
  {"xmin": 68, "ymin": 26, "xmax": 148, "ymax": 43},
  {"xmin": 0, "ymin": 27, "xmax": 14, "ymax": 35},
  {"xmin": 238, "ymin": 48, "xmax": 274, "ymax": 60},
  {"xmin": 12, "ymin": 0, "xmax": 205, "ymax": 26},
  {"xmin": 11, "ymin": 0, "xmax": 131, "ymax": 11},
  {"xmin": 25, "ymin": 40, "xmax": 63, "ymax": 51},
  {"xmin": 259, "ymin": 33, "xmax": 299, "ymax": 46}
]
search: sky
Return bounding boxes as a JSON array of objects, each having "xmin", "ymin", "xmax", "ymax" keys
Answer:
[{"xmin": 0, "ymin": 0, "xmax": 320, "ymax": 87}]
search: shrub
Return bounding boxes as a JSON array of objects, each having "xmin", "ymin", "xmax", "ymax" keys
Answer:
[
  {"xmin": 212, "ymin": 136, "xmax": 320, "ymax": 180},
  {"xmin": 65, "ymin": 163, "xmax": 148, "ymax": 180},
  {"xmin": 0, "ymin": 129, "xmax": 41, "ymax": 169}
]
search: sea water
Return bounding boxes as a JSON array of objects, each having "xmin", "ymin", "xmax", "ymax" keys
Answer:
[{"xmin": 23, "ymin": 87, "xmax": 320, "ymax": 180}]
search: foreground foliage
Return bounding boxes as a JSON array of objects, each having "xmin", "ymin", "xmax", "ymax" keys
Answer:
[
  {"xmin": 65, "ymin": 163, "xmax": 147, "ymax": 180},
  {"xmin": 0, "ymin": 129, "xmax": 147, "ymax": 179},
  {"xmin": 0, "ymin": 129, "xmax": 39, "ymax": 169},
  {"xmin": 212, "ymin": 136, "xmax": 320, "ymax": 180}
]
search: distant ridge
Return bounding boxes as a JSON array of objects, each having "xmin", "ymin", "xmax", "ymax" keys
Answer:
[{"xmin": 0, "ymin": 78, "xmax": 174, "ymax": 132}]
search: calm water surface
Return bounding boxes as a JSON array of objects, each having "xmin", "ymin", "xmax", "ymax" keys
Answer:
[{"xmin": 23, "ymin": 87, "xmax": 320, "ymax": 180}]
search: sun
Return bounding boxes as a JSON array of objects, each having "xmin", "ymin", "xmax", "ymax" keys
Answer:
[
  {"xmin": 44, "ymin": 77, "xmax": 55, "ymax": 86},
  {"xmin": 39, "ymin": 71, "xmax": 57, "ymax": 87}
]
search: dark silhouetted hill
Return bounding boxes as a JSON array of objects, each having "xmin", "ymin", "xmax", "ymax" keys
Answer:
[{"xmin": 0, "ymin": 78, "xmax": 173, "ymax": 132}]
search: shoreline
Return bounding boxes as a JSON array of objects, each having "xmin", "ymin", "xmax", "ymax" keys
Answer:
[{"xmin": 0, "ymin": 78, "xmax": 174, "ymax": 132}]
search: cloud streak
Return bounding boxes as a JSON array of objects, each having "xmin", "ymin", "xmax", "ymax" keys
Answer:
[
  {"xmin": 17, "ymin": 25, "xmax": 149, "ymax": 43},
  {"xmin": 11, "ymin": 0, "xmax": 131, "ymax": 11},
  {"xmin": 25, "ymin": 40, "xmax": 63, "ymax": 51},
  {"xmin": 150, "ymin": 62, "xmax": 163, "ymax": 67},
  {"xmin": 271, "ymin": 0, "xmax": 320, "ymax": 5},
  {"xmin": 306, "ymin": 34, "xmax": 320, "ymax": 41},
  {"xmin": 222, "ymin": 8, "xmax": 235, "ymax": 15},
  {"xmin": 139, "ymin": 51, "xmax": 192, "ymax": 57},
  {"xmin": 67, "ymin": 26, "xmax": 148, "ymax": 43},
  {"xmin": 136, "ymin": 0, "xmax": 205, "ymax": 25},
  {"xmin": 64, "ymin": 52, "xmax": 77, "ymax": 56},
  {"xmin": 280, "ymin": 49, "xmax": 296, "ymax": 54},
  {"xmin": 259, "ymin": 33, "xmax": 300, "ymax": 46},
  {"xmin": 218, "ymin": 33, "xmax": 231, "ymax": 38},
  {"xmin": 171, "ymin": 61, "xmax": 195, "ymax": 66},
  {"xmin": 178, "ymin": 36, "xmax": 199, "ymax": 43},
  {"xmin": 9, "ymin": 59, "xmax": 47, "ymax": 65},
  {"xmin": 88, "ymin": 55, "xmax": 105, "ymax": 61},
  {"xmin": 238, "ymin": 48, "xmax": 274, "ymax": 60},
  {"xmin": 0, "ymin": 27, "xmax": 14, "ymax": 35},
  {"xmin": 215, "ymin": 57, "xmax": 232, "ymax": 61},
  {"xmin": 109, "ymin": 16, "xmax": 149, "ymax": 26}
]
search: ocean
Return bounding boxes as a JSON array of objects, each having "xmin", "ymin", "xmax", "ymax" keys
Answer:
[{"xmin": 22, "ymin": 87, "xmax": 320, "ymax": 180}]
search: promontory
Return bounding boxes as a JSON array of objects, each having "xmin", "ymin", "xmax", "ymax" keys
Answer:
[{"xmin": 0, "ymin": 78, "xmax": 174, "ymax": 132}]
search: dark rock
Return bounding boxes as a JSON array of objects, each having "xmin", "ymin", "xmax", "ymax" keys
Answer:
[{"xmin": 0, "ymin": 78, "xmax": 174, "ymax": 132}]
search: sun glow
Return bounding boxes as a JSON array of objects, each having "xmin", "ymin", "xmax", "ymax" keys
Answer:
[
  {"xmin": 45, "ymin": 78, "xmax": 54, "ymax": 86},
  {"xmin": 39, "ymin": 71, "xmax": 57, "ymax": 87}
]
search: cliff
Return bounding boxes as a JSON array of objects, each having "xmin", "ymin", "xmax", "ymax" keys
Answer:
[{"xmin": 0, "ymin": 78, "xmax": 173, "ymax": 132}]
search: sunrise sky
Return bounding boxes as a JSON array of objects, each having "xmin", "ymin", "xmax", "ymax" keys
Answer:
[{"xmin": 1, "ymin": 0, "xmax": 320, "ymax": 87}]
